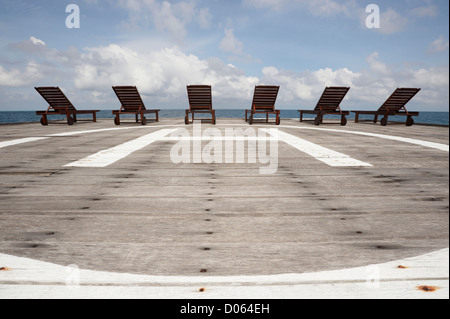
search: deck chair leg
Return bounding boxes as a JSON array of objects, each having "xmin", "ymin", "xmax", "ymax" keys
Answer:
[
  {"xmin": 314, "ymin": 113, "xmax": 323, "ymax": 126},
  {"xmin": 141, "ymin": 111, "xmax": 147, "ymax": 125},
  {"xmin": 40, "ymin": 115, "xmax": 48, "ymax": 126},
  {"xmin": 374, "ymin": 114, "xmax": 379, "ymax": 124},
  {"xmin": 354, "ymin": 113, "xmax": 359, "ymax": 123},
  {"xmin": 114, "ymin": 114, "xmax": 121, "ymax": 125},
  {"xmin": 299, "ymin": 111, "xmax": 303, "ymax": 122},
  {"xmin": 245, "ymin": 110, "xmax": 248, "ymax": 122},
  {"xmin": 93, "ymin": 112, "xmax": 97, "ymax": 123},
  {"xmin": 66, "ymin": 113, "xmax": 74, "ymax": 125},
  {"xmin": 380, "ymin": 114, "xmax": 389, "ymax": 126},
  {"xmin": 266, "ymin": 113, "xmax": 269, "ymax": 123},
  {"xmin": 156, "ymin": 111, "xmax": 159, "ymax": 122},
  {"xmin": 135, "ymin": 114, "xmax": 139, "ymax": 123},
  {"xmin": 314, "ymin": 116, "xmax": 320, "ymax": 126},
  {"xmin": 406, "ymin": 115, "xmax": 414, "ymax": 126}
]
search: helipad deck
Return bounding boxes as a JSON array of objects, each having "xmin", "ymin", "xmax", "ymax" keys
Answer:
[{"xmin": 0, "ymin": 118, "xmax": 448, "ymax": 299}]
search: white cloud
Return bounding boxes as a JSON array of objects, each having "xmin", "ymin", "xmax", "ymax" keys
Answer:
[
  {"xmin": 29, "ymin": 36, "xmax": 45, "ymax": 46},
  {"xmin": 1, "ymin": 38, "xmax": 448, "ymax": 111},
  {"xmin": 243, "ymin": 0, "xmax": 288, "ymax": 10},
  {"xmin": 9, "ymin": 36, "xmax": 48, "ymax": 54},
  {"xmin": 153, "ymin": 1, "xmax": 192, "ymax": 41},
  {"xmin": 409, "ymin": 5, "xmax": 438, "ymax": 18},
  {"xmin": 305, "ymin": 0, "xmax": 355, "ymax": 17},
  {"xmin": 409, "ymin": 66, "xmax": 449, "ymax": 87},
  {"xmin": 198, "ymin": 8, "xmax": 212, "ymax": 29},
  {"xmin": 354, "ymin": 54, "xmax": 449, "ymax": 109},
  {"xmin": 244, "ymin": 1, "xmax": 419, "ymax": 35},
  {"xmin": 262, "ymin": 66, "xmax": 315, "ymax": 101},
  {"xmin": 220, "ymin": 28, "xmax": 244, "ymax": 55},
  {"xmin": 258, "ymin": 51, "xmax": 448, "ymax": 110},
  {"xmin": 313, "ymin": 67, "xmax": 359, "ymax": 86},
  {"xmin": 73, "ymin": 44, "xmax": 259, "ymax": 106},
  {"xmin": 260, "ymin": 65, "xmax": 359, "ymax": 104},
  {"xmin": 0, "ymin": 62, "xmax": 43, "ymax": 87},
  {"xmin": 379, "ymin": 8, "xmax": 409, "ymax": 34},
  {"xmin": 428, "ymin": 36, "xmax": 449, "ymax": 54},
  {"xmin": 118, "ymin": 0, "xmax": 211, "ymax": 42},
  {"xmin": 244, "ymin": 0, "xmax": 356, "ymax": 16},
  {"xmin": 366, "ymin": 52, "xmax": 390, "ymax": 75}
]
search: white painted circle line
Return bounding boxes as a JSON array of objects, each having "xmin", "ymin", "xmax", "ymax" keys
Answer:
[{"xmin": 0, "ymin": 249, "xmax": 447, "ymax": 286}]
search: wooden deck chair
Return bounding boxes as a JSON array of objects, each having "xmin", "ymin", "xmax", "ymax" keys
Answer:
[
  {"xmin": 35, "ymin": 87, "xmax": 99, "ymax": 126},
  {"xmin": 352, "ymin": 88, "xmax": 420, "ymax": 126},
  {"xmin": 245, "ymin": 85, "xmax": 280, "ymax": 125},
  {"xmin": 112, "ymin": 86, "xmax": 160, "ymax": 125},
  {"xmin": 298, "ymin": 87, "xmax": 350, "ymax": 126},
  {"xmin": 185, "ymin": 85, "xmax": 215, "ymax": 125}
]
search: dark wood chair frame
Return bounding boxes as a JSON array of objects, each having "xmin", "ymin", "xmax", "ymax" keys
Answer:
[
  {"xmin": 298, "ymin": 87, "xmax": 350, "ymax": 126},
  {"xmin": 112, "ymin": 86, "xmax": 160, "ymax": 125},
  {"xmin": 352, "ymin": 88, "xmax": 420, "ymax": 126},
  {"xmin": 245, "ymin": 85, "xmax": 280, "ymax": 125},
  {"xmin": 35, "ymin": 87, "xmax": 99, "ymax": 126},
  {"xmin": 185, "ymin": 85, "xmax": 216, "ymax": 125}
]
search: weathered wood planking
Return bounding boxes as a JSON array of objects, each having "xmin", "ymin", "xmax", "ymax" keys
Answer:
[{"xmin": 0, "ymin": 119, "xmax": 448, "ymax": 298}]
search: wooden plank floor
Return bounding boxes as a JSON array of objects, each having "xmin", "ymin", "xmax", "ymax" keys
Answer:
[{"xmin": 0, "ymin": 118, "xmax": 448, "ymax": 298}]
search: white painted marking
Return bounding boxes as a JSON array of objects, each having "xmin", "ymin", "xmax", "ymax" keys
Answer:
[
  {"xmin": 0, "ymin": 127, "xmax": 148, "ymax": 150},
  {"xmin": 0, "ymin": 249, "xmax": 447, "ymax": 299},
  {"xmin": 48, "ymin": 127, "xmax": 137, "ymax": 137},
  {"xmin": 217, "ymin": 124, "xmax": 449, "ymax": 152},
  {"xmin": 263, "ymin": 129, "xmax": 372, "ymax": 167},
  {"xmin": 0, "ymin": 124, "xmax": 448, "ymax": 154},
  {"xmin": 0, "ymin": 137, "xmax": 48, "ymax": 149},
  {"xmin": 65, "ymin": 129, "xmax": 177, "ymax": 168},
  {"xmin": 322, "ymin": 128, "xmax": 449, "ymax": 152},
  {"xmin": 277, "ymin": 125, "xmax": 449, "ymax": 152},
  {"xmin": 164, "ymin": 136, "xmax": 278, "ymax": 141}
]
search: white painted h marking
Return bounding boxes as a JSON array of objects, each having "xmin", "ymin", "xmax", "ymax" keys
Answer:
[
  {"xmin": 65, "ymin": 129, "xmax": 177, "ymax": 168},
  {"xmin": 263, "ymin": 129, "xmax": 372, "ymax": 167}
]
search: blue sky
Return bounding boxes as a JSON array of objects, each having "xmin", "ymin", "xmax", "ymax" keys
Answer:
[{"xmin": 0, "ymin": 0, "xmax": 448, "ymax": 111}]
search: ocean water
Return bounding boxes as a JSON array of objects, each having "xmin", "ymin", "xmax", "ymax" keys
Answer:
[{"xmin": 0, "ymin": 110, "xmax": 448, "ymax": 126}]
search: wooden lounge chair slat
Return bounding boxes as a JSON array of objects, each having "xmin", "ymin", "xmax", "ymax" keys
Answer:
[
  {"xmin": 245, "ymin": 85, "xmax": 280, "ymax": 125},
  {"xmin": 185, "ymin": 85, "xmax": 215, "ymax": 124},
  {"xmin": 112, "ymin": 86, "xmax": 160, "ymax": 125},
  {"xmin": 298, "ymin": 86, "xmax": 350, "ymax": 126},
  {"xmin": 352, "ymin": 88, "xmax": 420, "ymax": 126},
  {"xmin": 35, "ymin": 87, "xmax": 99, "ymax": 126}
]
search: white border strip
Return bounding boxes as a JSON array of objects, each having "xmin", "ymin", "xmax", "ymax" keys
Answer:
[
  {"xmin": 0, "ymin": 249, "xmax": 447, "ymax": 299},
  {"xmin": 47, "ymin": 127, "xmax": 140, "ymax": 137},
  {"xmin": 285, "ymin": 126, "xmax": 449, "ymax": 152},
  {"xmin": 0, "ymin": 127, "xmax": 143, "ymax": 150},
  {"xmin": 65, "ymin": 129, "xmax": 177, "ymax": 168},
  {"xmin": 0, "ymin": 137, "xmax": 48, "ymax": 149}
]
